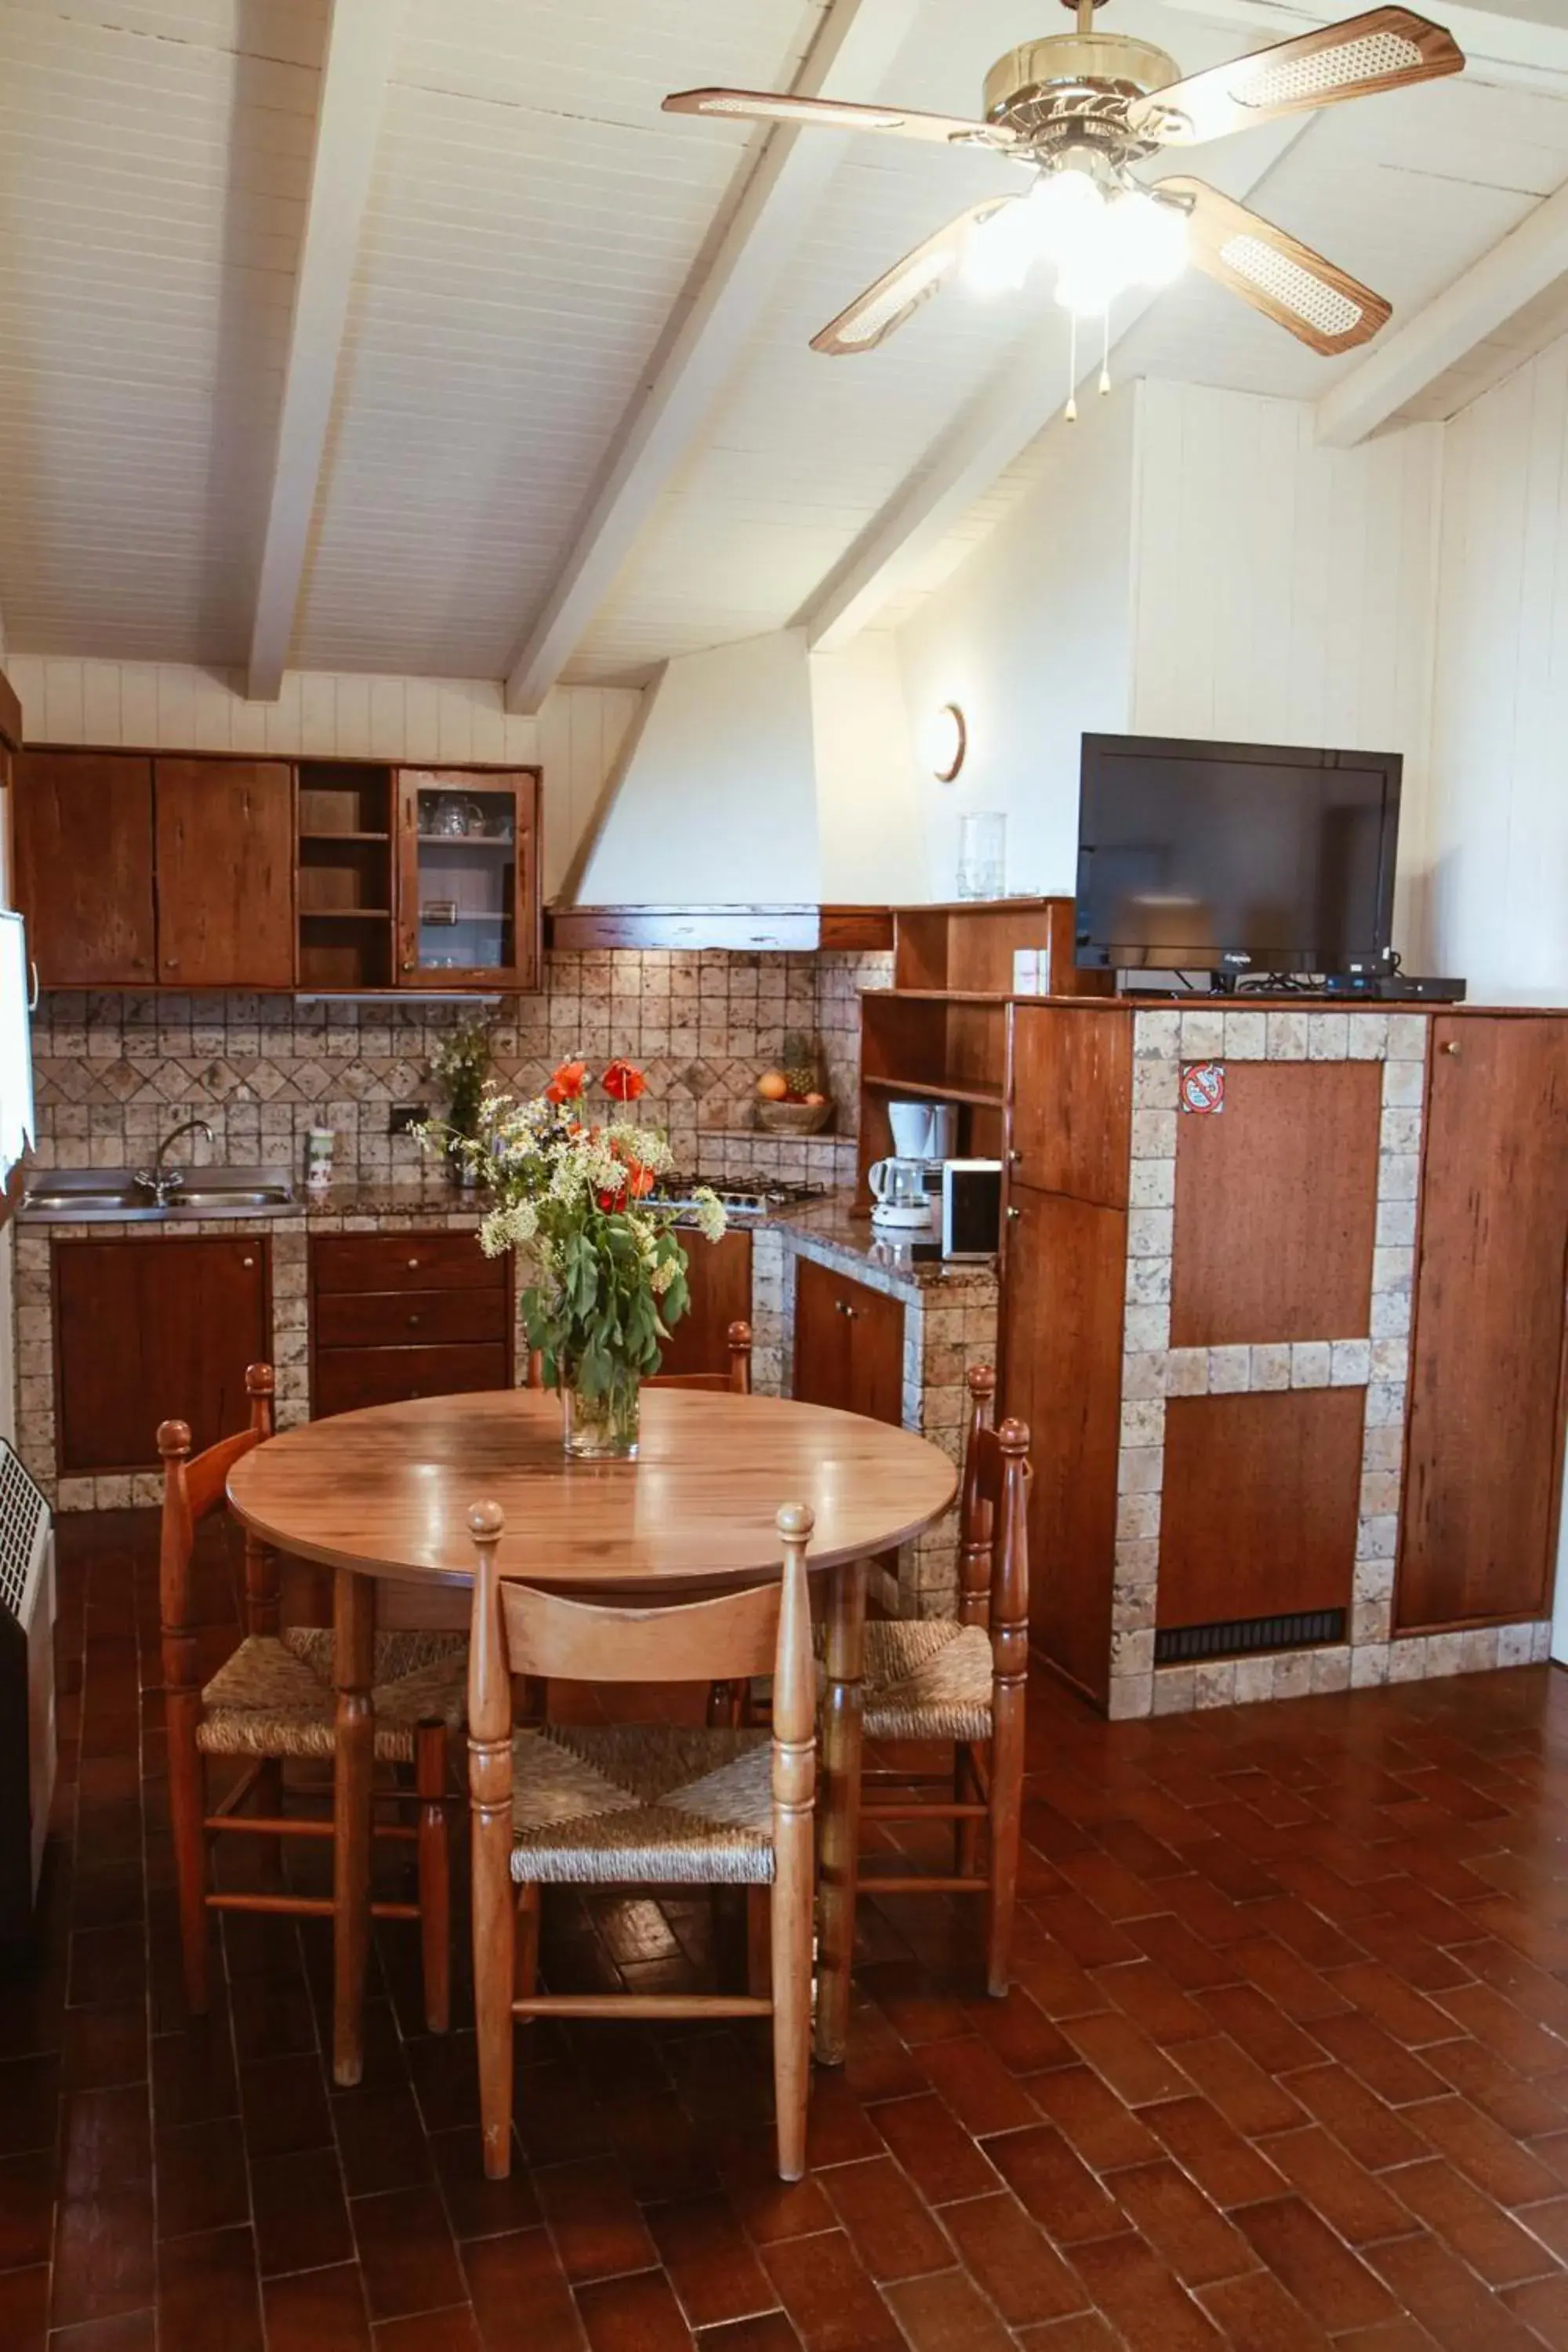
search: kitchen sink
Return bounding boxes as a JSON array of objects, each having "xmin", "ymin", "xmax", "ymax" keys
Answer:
[{"xmin": 21, "ymin": 1167, "xmax": 298, "ymax": 1223}]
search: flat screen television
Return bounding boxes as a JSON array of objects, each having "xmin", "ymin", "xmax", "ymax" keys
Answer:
[{"xmin": 1074, "ymin": 733, "xmax": 1402, "ymax": 978}]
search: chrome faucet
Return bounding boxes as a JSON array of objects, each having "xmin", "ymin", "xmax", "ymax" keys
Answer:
[{"xmin": 134, "ymin": 1119, "xmax": 215, "ymax": 1207}]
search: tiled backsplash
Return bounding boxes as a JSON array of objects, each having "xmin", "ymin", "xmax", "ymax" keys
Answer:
[{"xmin": 29, "ymin": 948, "xmax": 891, "ymax": 1181}]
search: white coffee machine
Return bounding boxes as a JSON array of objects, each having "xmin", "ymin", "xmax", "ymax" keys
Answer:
[{"xmin": 869, "ymin": 1100, "xmax": 959, "ymax": 1232}]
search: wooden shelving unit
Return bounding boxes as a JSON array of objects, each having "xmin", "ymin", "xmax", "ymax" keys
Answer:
[
  {"xmin": 297, "ymin": 764, "xmax": 395, "ymax": 989},
  {"xmin": 854, "ymin": 898, "xmax": 1111, "ymax": 1206}
]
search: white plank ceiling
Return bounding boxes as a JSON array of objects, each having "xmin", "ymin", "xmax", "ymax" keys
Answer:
[{"xmin": 2, "ymin": 0, "xmax": 1568, "ymax": 684}]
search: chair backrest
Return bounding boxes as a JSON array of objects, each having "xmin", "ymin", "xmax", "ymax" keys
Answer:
[
  {"xmin": 465, "ymin": 1497, "xmax": 815, "ymax": 1759},
  {"xmin": 157, "ymin": 1363, "xmax": 277, "ymax": 1668},
  {"xmin": 956, "ymin": 1365, "xmax": 1030, "ymax": 1649},
  {"xmin": 646, "ymin": 1317, "xmax": 753, "ymax": 1395}
]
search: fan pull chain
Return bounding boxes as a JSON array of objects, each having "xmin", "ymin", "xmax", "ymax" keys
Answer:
[
  {"xmin": 1100, "ymin": 307, "xmax": 1112, "ymax": 397},
  {"xmin": 1065, "ymin": 311, "xmax": 1078, "ymax": 424}
]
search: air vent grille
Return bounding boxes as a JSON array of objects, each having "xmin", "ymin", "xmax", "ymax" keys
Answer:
[
  {"xmin": 0, "ymin": 1440, "xmax": 49, "ymax": 1625},
  {"xmin": 1156, "ymin": 1608, "xmax": 1346, "ymax": 1666}
]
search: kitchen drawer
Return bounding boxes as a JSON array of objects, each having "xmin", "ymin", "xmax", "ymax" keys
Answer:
[
  {"xmin": 312, "ymin": 1232, "xmax": 503, "ymax": 1294},
  {"xmin": 314, "ymin": 1341, "xmax": 508, "ymax": 1419},
  {"xmin": 314, "ymin": 1287, "xmax": 509, "ymax": 1350}
]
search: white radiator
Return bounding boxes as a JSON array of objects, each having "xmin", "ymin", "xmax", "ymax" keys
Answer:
[{"xmin": 0, "ymin": 1439, "xmax": 54, "ymax": 1940}]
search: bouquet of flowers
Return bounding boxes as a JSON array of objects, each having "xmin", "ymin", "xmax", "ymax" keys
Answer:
[{"xmin": 424, "ymin": 1057, "xmax": 726, "ymax": 1457}]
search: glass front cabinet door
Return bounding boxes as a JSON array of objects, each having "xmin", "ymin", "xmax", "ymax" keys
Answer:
[{"xmin": 395, "ymin": 768, "xmax": 540, "ymax": 990}]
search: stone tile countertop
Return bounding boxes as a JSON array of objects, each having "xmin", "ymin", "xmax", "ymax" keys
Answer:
[{"xmin": 769, "ymin": 1193, "xmax": 999, "ymax": 1298}]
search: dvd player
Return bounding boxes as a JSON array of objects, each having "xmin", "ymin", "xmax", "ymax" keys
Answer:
[{"xmin": 1323, "ymin": 973, "xmax": 1467, "ymax": 1003}]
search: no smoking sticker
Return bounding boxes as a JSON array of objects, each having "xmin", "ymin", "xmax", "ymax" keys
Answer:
[{"xmin": 1179, "ymin": 1061, "xmax": 1225, "ymax": 1115}]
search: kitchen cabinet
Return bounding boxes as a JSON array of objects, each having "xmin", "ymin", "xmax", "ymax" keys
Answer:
[
  {"xmin": 395, "ymin": 768, "xmax": 540, "ymax": 992},
  {"xmin": 1396, "ymin": 1015, "xmax": 1568, "ymax": 1632},
  {"xmin": 155, "ymin": 759, "xmax": 294, "ymax": 987},
  {"xmin": 656, "ymin": 1229, "xmax": 753, "ymax": 1381},
  {"xmin": 54, "ymin": 1236, "xmax": 270, "ymax": 1474},
  {"xmin": 791, "ymin": 1257, "xmax": 903, "ymax": 1428},
  {"xmin": 13, "ymin": 753, "xmax": 156, "ymax": 987},
  {"xmin": 311, "ymin": 1232, "xmax": 512, "ymax": 1418}
]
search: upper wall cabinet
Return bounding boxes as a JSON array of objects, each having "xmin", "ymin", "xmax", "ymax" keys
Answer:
[
  {"xmin": 13, "ymin": 748, "xmax": 543, "ymax": 993},
  {"xmin": 396, "ymin": 769, "xmax": 540, "ymax": 993},
  {"xmin": 13, "ymin": 752, "xmax": 157, "ymax": 986},
  {"xmin": 155, "ymin": 759, "xmax": 294, "ymax": 988}
]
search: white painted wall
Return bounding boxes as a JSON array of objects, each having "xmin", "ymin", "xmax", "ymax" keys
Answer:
[
  {"xmin": 1428, "ymin": 336, "xmax": 1568, "ymax": 1004},
  {"xmin": 2, "ymin": 656, "xmax": 643, "ymax": 902},
  {"xmin": 1131, "ymin": 381, "xmax": 1444, "ymax": 962},
  {"xmin": 810, "ymin": 637, "xmax": 926, "ymax": 906},
  {"xmin": 579, "ymin": 630, "xmax": 821, "ymax": 904},
  {"xmin": 894, "ymin": 384, "xmax": 1139, "ymax": 902}
]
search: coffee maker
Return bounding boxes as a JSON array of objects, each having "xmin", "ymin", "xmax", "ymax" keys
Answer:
[{"xmin": 868, "ymin": 1101, "xmax": 958, "ymax": 1232}]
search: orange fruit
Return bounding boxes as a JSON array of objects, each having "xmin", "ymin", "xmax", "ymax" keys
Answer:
[{"xmin": 757, "ymin": 1071, "xmax": 789, "ymax": 1101}]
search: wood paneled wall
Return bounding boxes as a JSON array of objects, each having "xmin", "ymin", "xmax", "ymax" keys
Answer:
[{"xmin": 1, "ymin": 656, "xmax": 642, "ymax": 902}]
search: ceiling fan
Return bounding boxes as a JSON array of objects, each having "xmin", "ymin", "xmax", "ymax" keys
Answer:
[{"xmin": 662, "ymin": 2, "xmax": 1465, "ymax": 383}]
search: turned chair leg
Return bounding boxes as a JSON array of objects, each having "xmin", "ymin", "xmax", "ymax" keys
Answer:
[
  {"xmin": 165, "ymin": 1693, "xmax": 211, "ymax": 2015},
  {"xmin": 986, "ymin": 1715, "xmax": 1024, "ymax": 2000},
  {"xmin": 770, "ymin": 1860, "xmax": 812, "ymax": 2183},
  {"xmin": 955, "ymin": 1745, "xmax": 981, "ymax": 1878},
  {"xmin": 415, "ymin": 1720, "xmax": 451, "ymax": 2034},
  {"xmin": 514, "ymin": 1881, "xmax": 541, "ymax": 2002}
]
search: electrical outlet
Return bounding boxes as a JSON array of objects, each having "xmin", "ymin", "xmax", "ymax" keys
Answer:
[{"xmin": 389, "ymin": 1104, "xmax": 429, "ymax": 1134}]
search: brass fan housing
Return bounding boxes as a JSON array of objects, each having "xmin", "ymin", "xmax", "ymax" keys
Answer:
[{"xmin": 983, "ymin": 33, "xmax": 1179, "ymax": 159}]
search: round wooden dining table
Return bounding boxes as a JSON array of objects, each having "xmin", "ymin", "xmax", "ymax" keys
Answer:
[{"xmin": 227, "ymin": 1385, "xmax": 959, "ymax": 2085}]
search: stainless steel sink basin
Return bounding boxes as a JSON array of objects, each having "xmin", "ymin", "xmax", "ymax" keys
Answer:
[{"xmin": 21, "ymin": 1167, "xmax": 298, "ymax": 1222}]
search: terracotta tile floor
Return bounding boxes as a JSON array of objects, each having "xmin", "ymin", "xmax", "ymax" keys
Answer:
[{"xmin": 6, "ymin": 1512, "xmax": 1568, "ymax": 2350}]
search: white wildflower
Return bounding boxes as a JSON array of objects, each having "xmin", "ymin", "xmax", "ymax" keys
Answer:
[{"xmin": 690, "ymin": 1185, "xmax": 728, "ymax": 1245}]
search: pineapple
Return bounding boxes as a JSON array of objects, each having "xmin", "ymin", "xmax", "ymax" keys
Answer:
[{"xmin": 781, "ymin": 1031, "xmax": 819, "ymax": 1101}]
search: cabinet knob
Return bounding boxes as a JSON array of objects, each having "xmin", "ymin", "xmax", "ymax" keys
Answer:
[
  {"xmin": 165, "ymin": 957, "xmax": 179, "ymax": 971},
  {"xmin": 1442, "ymin": 1040, "xmax": 1461, "ymax": 1056},
  {"xmin": 1007, "ymin": 1149, "xmax": 1022, "ymax": 1166},
  {"xmin": 1006, "ymin": 1207, "xmax": 1021, "ymax": 1222},
  {"xmin": 401, "ymin": 959, "xmax": 416, "ymax": 974},
  {"xmin": 241, "ymin": 1254, "xmax": 255, "ymax": 1268},
  {"xmin": 407, "ymin": 1312, "xmax": 421, "ymax": 1327},
  {"xmin": 407, "ymin": 1256, "xmax": 420, "ymax": 1269}
]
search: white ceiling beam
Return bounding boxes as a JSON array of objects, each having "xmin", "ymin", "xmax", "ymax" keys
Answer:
[
  {"xmin": 1317, "ymin": 174, "xmax": 1568, "ymax": 443},
  {"xmin": 802, "ymin": 117, "xmax": 1313, "ymax": 652},
  {"xmin": 245, "ymin": 0, "xmax": 407, "ymax": 702},
  {"xmin": 502, "ymin": 0, "xmax": 923, "ymax": 717},
  {"xmin": 1150, "ymin": 0, "xmax": 1568, "ymax": 96}
]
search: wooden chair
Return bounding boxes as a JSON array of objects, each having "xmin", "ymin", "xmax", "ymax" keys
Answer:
[
  {"xmin": 158, "ymin": 1363, "xmax": 466, "ymax": 2026},
  {"xmin": 526, "ymin": 1321, "xmax": 754, "ymax": 1725},
  {"xmin": 466, "ymin": 1496, "xmax": 817, "ymax": 2183},
  {"xmin": 849, "ymin": 1368, "xmax": 1030, "ymax": 1997}
]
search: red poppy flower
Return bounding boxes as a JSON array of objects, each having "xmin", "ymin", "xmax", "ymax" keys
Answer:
[
  {"xmin": 601, "ymin": 1058, "xmax": 646, "ymax": 1103},
  {"xmin": 625, "ymin": 1161, "xmax": 655, "ymax": 1200},
  {"xmin": 545, "ymin": 1058, "xmax": 587, "ymax": 1105}
]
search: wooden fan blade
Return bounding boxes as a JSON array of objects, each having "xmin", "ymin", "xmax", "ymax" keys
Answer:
[
  {"xmin": 1162, "ymin": 177, "xmax": 1392, "ymax": 355},
  {"xmin": 811, "ymin": 199, "xmax": 1014, "ymax": 356},
  {"xmin": 663, "ymin": 87, "xmax": 1018, "ymax": 150},
  {"xmin": 1129, "ymin": 9, "xmax": 1464, "ymax": 147}
]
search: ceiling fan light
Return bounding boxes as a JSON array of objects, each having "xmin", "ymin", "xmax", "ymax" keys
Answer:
[
  {"xmin": 961, "ymin": 199, "xmax": 1039, "ymax": 296},
  {"xmin": 1109, "ymin": 189, "xmax": 1189, "ymax": 289},
  {"xmin": 1027, "ymin": 167, "xmax": 1106, "ymax": 264}
]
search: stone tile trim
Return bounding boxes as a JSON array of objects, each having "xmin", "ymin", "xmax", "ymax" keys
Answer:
[{"xmin": 1111, "ymin": 1004, "xmax": 1457, "ymax": 1721}]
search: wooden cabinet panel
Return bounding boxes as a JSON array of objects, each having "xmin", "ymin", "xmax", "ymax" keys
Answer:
[
  {"xmin": 656, "ymin": 1229, "xmax": 753, "ymax": 1380},
  {"xmin": 155, "ymin": 759, "xmax": 294, "ymax": 986},
  {"xmin": 312, "ymin": 1233, "xmax": 506, "ymax": 1295},
  {"xmin": 1008, "ymin": 1004, "xmax": 1133, "ymax": 1206},
  {"xmin": 1397, "ymin": 1017, "xmax": 1568, "ymax": 1632},
  {"xmin": 55, "ymin": 1237, "xmax": 268, "ymax": 1474},
  {"xmin": 1160, "ymin": 1390, "xmax": 1363, "ymax": 1629},
  {"xmin": 314, "ymin": 1342, "xmax": 508, "ymax": 1421},
  {"xmin": 1000, "ymin": 1183, "xmax": 1124, "ymax": 1706},
  {"xmin": 13, "ymin": 753, "xmax": 155, "ymax": 986},
  {"xmin": 314, "ymin": 1287, "xmax": 510, "ymax": 1350},
  {"xmin": 1170, "ymin": 1061, "xmax": 1381, "ymax": 1348},
  {"xmin": 791, "ymin": 1257, "xmax": 904, "ymax": 1428}
]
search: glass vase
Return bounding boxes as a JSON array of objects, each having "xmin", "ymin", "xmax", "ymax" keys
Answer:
[{"xmin": 561, "ymin": 1374, "xmax": 641, "ymax": 1461}]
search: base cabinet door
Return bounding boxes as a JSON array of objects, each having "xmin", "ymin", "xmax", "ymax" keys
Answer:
[
  {"xmin": 1000, "ymin": 1181, "xmax": 1123, "ymax": 1706},
  {"xmin": 791, "ymin": 1257, "xmax": 903, "ymax": 1427},
  {"xmin": 656, "ymin": 1229, "xmax": 753, "ymax": 1380},
  {"xmin": 310, "ymin": 1232, "xmax": 512, "ymax": 1418},
  {"xmin": 1397, "ymin": 1017, "xmax": 1568, "ymax": 1632},
  {"xmin": 55, "ymin": 1237, "xmax": 269, "ymax": 1474}
]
